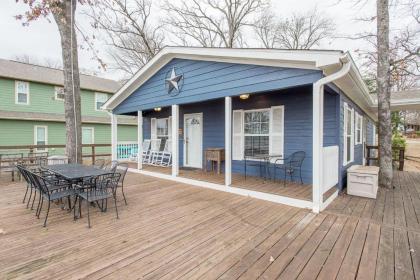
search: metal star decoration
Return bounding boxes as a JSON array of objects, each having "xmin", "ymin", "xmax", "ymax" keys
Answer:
[{"xmin": 165, "ymin": 67, "xmax": 183, "ymax": 93}]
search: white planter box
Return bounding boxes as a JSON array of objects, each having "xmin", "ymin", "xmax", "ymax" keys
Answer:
[{"xmin": 347, "ymin": 165, "xmax": 379, "ymax": 199}]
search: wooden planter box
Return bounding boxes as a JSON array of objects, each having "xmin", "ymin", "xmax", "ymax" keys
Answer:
[{"xmin": 347, "ymin": 165, "xmax": 379, "ymax": 199}]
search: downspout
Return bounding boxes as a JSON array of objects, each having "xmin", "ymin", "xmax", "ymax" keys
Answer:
[{"xmin": 312, "ymin": 54, "xmax": 351, "ymax": 213}]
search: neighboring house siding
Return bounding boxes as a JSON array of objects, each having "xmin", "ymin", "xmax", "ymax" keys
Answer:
[
  {"xmin": 0, "ymin": 77, "xmax": 112, "ymax": 117},
  {"xmin": 142, "ymin": 85, "xmax": 339, "ymax": 184},
  {"xmin": 0, "ymin": 119, "xmax": 136, "ymax": 155},
  {"xmin": 114, "ymin": 58, "xmax": 322, "ymax": 114}
]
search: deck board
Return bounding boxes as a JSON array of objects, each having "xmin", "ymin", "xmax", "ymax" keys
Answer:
[{"xmin": 1, "ymin": 170, "xmax": 420, "ymax": 279}]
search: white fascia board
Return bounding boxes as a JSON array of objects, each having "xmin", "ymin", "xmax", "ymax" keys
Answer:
[{"xmin": 103, "ymin": 47, "xmax": 344, "ymax": 111}]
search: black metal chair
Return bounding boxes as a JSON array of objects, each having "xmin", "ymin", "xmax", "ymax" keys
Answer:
[
  {"xmin": 26, "ymin": 170, "xmax": 74, "ymax": 227},
  {"xmin": 16, "ymin": 164, "xmax": 34, "ymax": 206},
  {"xmin": 75, "ymin": 173, "xmax": 121, "ymax": 228},
  {"xmin": 273, "ymin": 151, "xmax": 306, "ymax": 187},
  {"xmin": 104, "ymin": 160, "xmax": 118, "ymax": 173},
  {"xmin": 116, "ymin": 163, "xmax": 129, "ymax": 205}
]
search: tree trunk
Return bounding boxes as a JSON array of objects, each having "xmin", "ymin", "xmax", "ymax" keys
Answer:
[
  {"xmin": 377, "ymin": 0, "xmax": 392, "ymax": 188},
  {"xmin": 52, "ymin": 0, "xmax": 82, "ymax": 164}
]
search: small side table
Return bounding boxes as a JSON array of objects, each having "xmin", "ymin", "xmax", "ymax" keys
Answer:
[{"xmin": 204, "ymin": 148, "xmax": 225, "ymax": 174}]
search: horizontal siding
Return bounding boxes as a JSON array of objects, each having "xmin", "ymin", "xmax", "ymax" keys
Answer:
[{"xmin": 114, "ymin": 58, "xmax": 322, "ymax": 114}]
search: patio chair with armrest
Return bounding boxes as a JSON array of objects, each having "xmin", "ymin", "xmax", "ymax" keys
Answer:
[
  {"xmin": 273, "ymin": 151, "xmax": 306, "ymax": 187},
  {"xmin": 147, "ymin": 139, "xmax": 162, "ymax": 165},
  {"xmin": 75, "ymin": 173, "xmax": 121, "ymax": 228}
]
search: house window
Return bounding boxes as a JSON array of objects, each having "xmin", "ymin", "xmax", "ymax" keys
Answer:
[
  {"xmin": 244, "ymin": 110, "xmax": 270, "ymax": 157},
  {"xmin": 15, "ymin": 81, "xmax": 29, "ymax": 105},
  {"xmin": 55, "ymin": 86, "xmax": 65, "ymax": 101},
  {"xmin": 355, "ymin": 113, "xmax": 363, "ymax": 144},
  {"xmin": 156, "ymin": 118, "xmax": 169, "ymax": 140},
  {"xmin": 343, "ymin": 103, "xmax": 354, "ymax": 165},
  {"xmin": 34, "ymin": 126, "xmax": 47, "ymax": 151},
  {"xmin": 95, "ymin": 93, "xmax": 109, "ymax": 111},
  {"xmin": 82, "ymin": 127, "xmax": 94, "ymax": 144}
]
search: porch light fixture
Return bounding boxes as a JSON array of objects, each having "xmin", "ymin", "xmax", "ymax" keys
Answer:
[
  {"xmin": 154, "ymin": 107, "xmax": 162, "ymax": 112},
  {"xmin": 239, "ymin": 94, "xmax": 250, "ymax": 100}
]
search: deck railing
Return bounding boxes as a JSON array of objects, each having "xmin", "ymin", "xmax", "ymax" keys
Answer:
[{"xmin": 365, "ymin": 145, "xmax": 405, "ymax": 171}]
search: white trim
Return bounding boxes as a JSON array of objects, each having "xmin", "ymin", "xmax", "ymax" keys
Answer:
[
  {"xmin": 343, "ymin": 102, "xmax": 355, "ymax": 166},
  {"xmin": 225, "ymin": 96, "xmax": 232, "ymax": 186},
  {"xmin": 320, "ymin": 189, "xmax": 339, "ymax": 211},
  {"xmin": 183, "ymin": 112, "xmax": 203, "ymax": 168},
  {"xmin": 34, "ymin": 125, "xmax": 48, "ymax": 151},
  {"xmin": 156, "ymin": 117, "xmax": 170, "ymax": 139},
  {"xmin": 15, "ymin": 80, "xmax": 29, "ymax": 105},
  {"xmin": 95, "ymin": 92, "xmax": 108, "ymax": 111},
  {"xmin": 54, "ymin": 86, "xmax": 65, "ymax": 101},
  {"xmin": 111, "ymin": 113, "xmax": 118, "ymax": 160},
  {"xmin": 171, "ymin": 104, "xmax": 179, "ymax": 176},
  {"xmin": 81, "ymin": 127, "xmax": 95, "ymax": 144},
  {"xmin": 128, "ymin": 168, "xmax": 313, "ymax": 209},
  {"xmin": 269, "ymin": 105, "xmax": 285, "ymax": 159},
  {"xmin": 137, "ymin": 111, "xmax": 143, "ymax": 170},
  {"xmin": 372, "ymin": 124, "xmax": 376, "ymax": 145},
  {"xmin": 355, "ymin": 112, "xmax": 363, "ymax": 145}
]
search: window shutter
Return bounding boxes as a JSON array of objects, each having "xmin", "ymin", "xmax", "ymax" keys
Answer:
[
  {"xmin": 232, "ymin": 110, "xmax": 244, "ymax": 160},
  {"xmin": 168, "ymin": 117, "xmax": 172, "ymax": 139},
  {"xmin": 151, "ymin": 118, "xmax": 157, "ymax": 139},
  {"xmin": 270, "ymin": 106, "xmax": 284, "ymax": 161}
]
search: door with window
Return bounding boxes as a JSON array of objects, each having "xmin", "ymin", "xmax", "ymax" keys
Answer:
[
  {"xmin": 184, "ymin": 113, "xmax": 203, "ymax": 168},
  {"xmin": 34, "ymin": 126, "xmax": 47, "ymax": 151}
]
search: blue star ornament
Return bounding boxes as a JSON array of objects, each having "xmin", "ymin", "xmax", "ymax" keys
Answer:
[{"xmin": 165, "ymin": 67, "xmax": 183, "ymax": 93}]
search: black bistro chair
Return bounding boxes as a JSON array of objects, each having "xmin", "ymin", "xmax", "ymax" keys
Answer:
[
  {"xmin": 76, "ymin": 173, "xmax": 121, "ymax": 228},
  {"xmin": 116, "ymin": 162, "xmax": 129, "ymax": 205},
  {"xmin": 273, "ymin": 151, "xmax": 306, "ymax": 187}
]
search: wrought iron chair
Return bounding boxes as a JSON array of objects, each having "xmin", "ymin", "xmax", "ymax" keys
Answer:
[
  {"xmin": 26, "ymin": 169, "xmax": 74, "ymax": 227},
  {"xmin": 273, "ymin": 151, "xmax": 306, "ymax": 187},
  {"xmin": 104, "ymin": 160, "xmax": 119, "ymax": 173},
  {"xmin": 116, "ymin": 163, "xmax": 129, "ymax": 205},
  {"xmin": 75, "ymin": 173, "xmax": 121, "ymax": 228}
]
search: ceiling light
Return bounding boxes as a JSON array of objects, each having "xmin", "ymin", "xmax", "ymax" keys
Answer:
[
  {"xmin": 239, "ymin": 94, "xmax": 250, "ymax": 100},
  {"xmin": 154, "ymin": 107, "xmax": 162, "ymax": 112}
]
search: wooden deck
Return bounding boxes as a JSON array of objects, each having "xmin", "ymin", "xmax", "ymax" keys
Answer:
[
  {"xmin": 139, "ymin": 165, "xmax": 336, "ymax": 202},
  {"xmin": 1, "ymin": 170, "xmax": 420, "ymax": 279}
]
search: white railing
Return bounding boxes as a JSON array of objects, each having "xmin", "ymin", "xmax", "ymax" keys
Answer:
[
  {"xmin": 322, "ymin": 145, "xmax": 339, "ymax": 194},
  {"xmin": 117, "ymin": 141, "xmax": 138, "ymax": 160}
]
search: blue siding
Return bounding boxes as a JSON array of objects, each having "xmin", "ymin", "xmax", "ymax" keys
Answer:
[
  {"xmin": 141, "ymin": 85, "xmax": 339, "ymax": 185},
  {"xmin": 114, "ymin": 58, "xmax": 322, "ymax": 114}
]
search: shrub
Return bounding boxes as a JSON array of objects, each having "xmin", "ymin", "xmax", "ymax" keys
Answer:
[{"xmin": 392, "ymin": 133, "xmax": 406, "ymax": 148}]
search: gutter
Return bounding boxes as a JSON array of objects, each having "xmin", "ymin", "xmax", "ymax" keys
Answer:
[{"xmin": 312, "ymin": 54, "xmax": 351, "ymax": 213}]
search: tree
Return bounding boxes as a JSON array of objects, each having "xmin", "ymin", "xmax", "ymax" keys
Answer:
[
  {"xmin": 17, "ymin": 0, "xmax": 84, "ymax": 164},
  {"xmin": 377, "ymin": 0, "xmax": 393, "ymax": 188},
  {"xmin": 86, "ymin": 0, "xmax": 164, "ymax": 76},
  {"xmin": 254, "ymin": 9, "xmax": 335, "ymax": 49},
  {"xmin": 163, "ymin": 0, "xmax": 268, "ymax": 48}
]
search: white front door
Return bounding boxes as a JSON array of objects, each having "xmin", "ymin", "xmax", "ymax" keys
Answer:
[{"xmin": 184, "ymin": 113, "xmax": 203, "ymax": 168}]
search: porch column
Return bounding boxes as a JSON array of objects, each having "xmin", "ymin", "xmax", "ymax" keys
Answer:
[
  {"xmin": 137, "ymin": 111, "xmax": 143, "ymax": 169},
  {"xmin": 225, "ymin": 96, "xmax": 232, "ymax": 186},
  {"xmin": 111, "ymin": 113, "xmax": 118, "ymax": 161},
  {"xmin": 312, "ymin": 84, "xmax": 324, "ymax": 213},
  {"xmin": 172, "ymin": 104, "xmax": 179, "ymax": 177}
]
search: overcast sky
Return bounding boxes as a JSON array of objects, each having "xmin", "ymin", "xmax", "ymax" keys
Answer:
[{"xmin": 0, "ymin": 0, "xmax": 392, "ymax": 80}]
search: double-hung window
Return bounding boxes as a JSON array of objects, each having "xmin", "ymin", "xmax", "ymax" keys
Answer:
[
  {"xmin": 343, "ymin": 103, "xmax": 354, "ymax": 165},
  {"xmin": 355, "ymin": 113, "xmax": 363, "ymax": 144},
  {"xmin": 244, "ymin": 110, "xmax": 270, "ymax": 157},
  {"xmin": 156, "ymin": 118, "xmax": 169, "ymax": 140},
  {"xmin": 95, "ymin": 93, "xmax": 109, "ymax": 111},
  {"xmin": 55, "ymin": 86, "xmax": 65, "ymax": 101},
  {"xmin": 34, "ymin": 126, "xmax": 48, "ymax": 151},
  {"xmin": 82, "ymin": 127, "xmax": 94, "ymax": 144},
  {"xmin": 15, "ymin": 81, "xmax": 29, "ymax": 105}
]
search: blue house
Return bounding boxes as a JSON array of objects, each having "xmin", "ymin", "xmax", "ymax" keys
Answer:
[{"xmin": 103, "ymin": 47, "xmax": 378, "ymax": 212}]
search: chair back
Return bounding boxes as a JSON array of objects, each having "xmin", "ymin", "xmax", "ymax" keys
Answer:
[
  {"xmin": 150, "ymin": 139, "xmax": 162, "ymax": 152},
  {"xmin": 117, "ymin": 163, "xmax": 129, "ymax": 184},
  {"xmin": 164, "ymin": 140, "xmax": 172, "ymax": 153},
  {"xmin": 16, "ymin": 164, "xmax": 31, "ymax": 186},
  {"xmin": 289, "ymin": 151, "xmax": 305, "ymax": 168},
  {"xmin": 26, "ymin": 170, "xmax": 49, "ymax": 196},
  {"xmin": 142, "ymin": 139, "xmax": 151, "ymax": 151},
  {"xmin": 93, "ymin": 173, "xmax": 121, "ymax": 194},
  {"xmin": 105, "ymin": 160, "xmax": 119, "ymax": 173}
]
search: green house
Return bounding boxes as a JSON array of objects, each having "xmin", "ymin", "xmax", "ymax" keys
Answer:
[{"xmin": 0, "ymin": 58, "xmax": 137, "ymax": 158}]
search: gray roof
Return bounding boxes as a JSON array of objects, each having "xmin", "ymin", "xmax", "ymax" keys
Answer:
[
  {"xmin": 0, "ymin": 58, "xmax": 121, "ymax": 93},
  {"xmin": 391, "ymin": 89, "xmax": 420, "ymax": 101}
]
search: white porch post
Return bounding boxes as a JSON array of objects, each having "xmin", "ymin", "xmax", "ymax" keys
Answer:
[
  {"xmin": 225, "ymin": 96, "xmax": 232, "ymax": 186},
  {"xmin": 111, "ymin": 113, "xmax": 118, "ymax": 161},
  {"xmin": 312, "ymin": 84, "xmax": 324, "ymax": 213},
  {"xmin": 172, "ymin": 104, "xmax": 179, "ymax": 177},
  {"xmin": 137, "ymin": 111, "xmax": 143, "ymax": 169}
]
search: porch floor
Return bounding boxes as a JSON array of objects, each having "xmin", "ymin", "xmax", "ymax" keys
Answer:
[
  {"xmin": 138, "ymin": 164, "xmax": 336, "ymax": 202},
  {"xmin": 1, "ymin": 171, "xmax": 420, "ymax": 279}
]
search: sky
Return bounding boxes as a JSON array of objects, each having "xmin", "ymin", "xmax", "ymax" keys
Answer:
[{"xmin": 0, "ymin": 0, "xmax": 395, "ymax": 81}]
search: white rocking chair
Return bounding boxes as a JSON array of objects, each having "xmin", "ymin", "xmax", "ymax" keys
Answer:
[{"xmin": 148, "ymin": 139, "xmax": 162, "ymax": 165}]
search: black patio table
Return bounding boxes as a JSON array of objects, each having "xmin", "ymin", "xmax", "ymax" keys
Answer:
[
  {"xmin": 244, "ymin": 154, "xmax": 283, "ymax": 181},
  {"xmin": 44, "ymin": 163, "xmax": 109, "ymax": 182}
]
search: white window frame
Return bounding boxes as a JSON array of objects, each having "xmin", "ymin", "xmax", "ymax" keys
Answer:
[
  {"xmin": 343, "ymin": 102, "xmax": 354, "ymax": 166},
  {"xmin": 82, "ymin": 127, "xmax": 95, "ymax": 144},
  {"xmin": 34, "ymin": 125, "xmax": 48, "ymax": 151},
  {"xmin": 355, "ymin": 112, "xmax": 363, "ymax": 145},
  {"xmin": 54, "ymin": 86, "xmax": 65, "ymax": 101},
  {"xmin": 15, "ymin": 81, "xmax": 29, "ymax": 105},
  {"xmin": 95, "ymin": 92, "xmax": 109, "ymax": 111},
  {"xmin": 156, "ymin": 118, "xmax": 169, "ymax": 139},
  {"xmin": 243, "ymin": 108, "xmax": 271, "ymax": 159}
]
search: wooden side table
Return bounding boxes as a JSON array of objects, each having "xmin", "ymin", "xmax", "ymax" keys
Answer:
[{"xmin": 204, "ymin": 148, "xmax": 225, "ymax": 174}]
